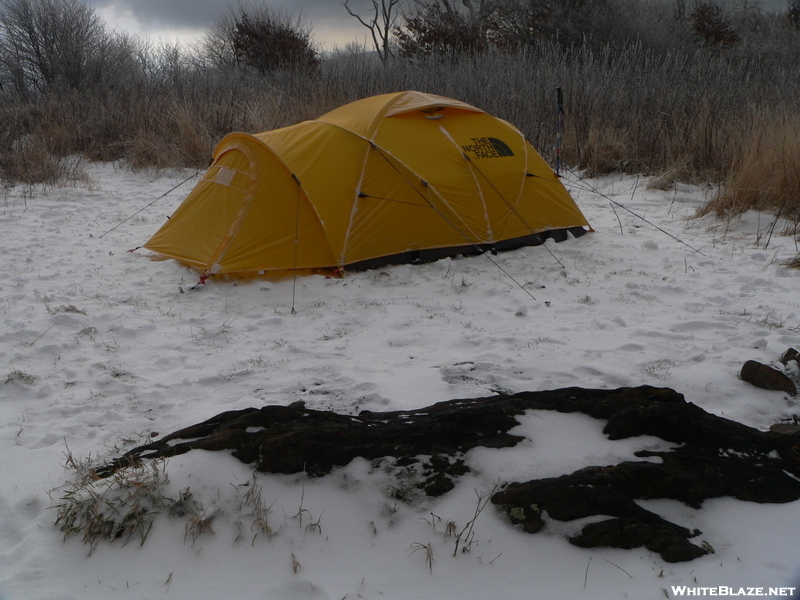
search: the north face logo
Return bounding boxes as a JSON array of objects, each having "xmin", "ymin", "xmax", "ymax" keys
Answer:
[{"xmin": 462, "ymin": 137, "xmax": 514, "ymax": 159}]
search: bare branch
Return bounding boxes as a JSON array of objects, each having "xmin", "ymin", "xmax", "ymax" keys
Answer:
[{"xmin": 343, "ymin": 0, "xmax": 402, "ymax": 63}]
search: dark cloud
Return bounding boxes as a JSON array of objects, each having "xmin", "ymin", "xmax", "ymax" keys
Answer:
[
  {"xmin": 85, "ymin": 0, "xmax": 789, "ymax": 46},
  {"xmin": 86, "ymin": 0, "xmax": 220, "ymax": 29},
  {"xmin": 86, "ymin": 0, "xmax": 789, "ymax": 30},
  {"xmin": 86, "ymin": 0, "xmax": 380, "ymax": 45}
]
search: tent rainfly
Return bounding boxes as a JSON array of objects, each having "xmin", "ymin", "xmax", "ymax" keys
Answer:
[{"xmin": 144, "ymin": 91, "xmax": 591, "ymax": 279}]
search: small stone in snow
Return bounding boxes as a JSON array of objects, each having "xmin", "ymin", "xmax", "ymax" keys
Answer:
[
  {"xmin": 781, "ymin": 348, "xmax": 799, "ymax": 367},
  {"xmin": 740, "ymin": 360, "xmax": 797, "ymax": 396}
]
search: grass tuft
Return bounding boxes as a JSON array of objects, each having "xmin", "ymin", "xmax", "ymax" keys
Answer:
[
  {"xmin": 184, "ymin": 505, "xmax": 216, "ymax": 547},
  {"xmin": 4, "ymin": 369, "xmax": 36, "ymax": 385},
  {"xmin": 409, "ymin": 541, "xmax": 435, "ymax": 572},
  {"xmin": 240, "ymin": 474, "xmax": 276, "ymax": 544},
  {"xmin": 51, "ymin": 451, "xmax": 172, "ymax": 554}
]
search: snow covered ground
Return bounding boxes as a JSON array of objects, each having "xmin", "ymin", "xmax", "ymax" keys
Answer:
[{"xmin": 1, "ymin": 162, "xmax": 799, "ymax": 600}]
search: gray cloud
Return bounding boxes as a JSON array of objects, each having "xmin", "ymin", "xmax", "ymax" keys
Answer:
[
  {"xmin": 86, "ymin": 0, "xmax": 380, "ymax": 44},
  {"xmin": 85, "ymin": 0, "xmax": 790, "ymax": 46}
]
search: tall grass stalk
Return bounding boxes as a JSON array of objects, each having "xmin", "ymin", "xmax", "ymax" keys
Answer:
[
  {"xmin": 698, "ymin": 112, "xmax": 800, "ymax": 222},
  {"xmin": 1, "ymin": 37, "xmax": 799, "ymax": 241},
  {"xmin": 3, "ymin": 43, "xmax": 797, "ymax": 179}
]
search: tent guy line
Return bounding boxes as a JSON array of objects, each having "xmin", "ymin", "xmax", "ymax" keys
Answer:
[
  {"xmin": 99, "ymin": 168, "xmax": 204, "ymax": 239},
  {"xmin": 562, "ymin": 174, "xmax": 706, "ymax": 256}
]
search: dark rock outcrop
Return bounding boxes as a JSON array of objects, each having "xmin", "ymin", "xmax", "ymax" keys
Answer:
[{"xmin": 95, "ymin": 385, "xmax": 800, "ymax": 562}]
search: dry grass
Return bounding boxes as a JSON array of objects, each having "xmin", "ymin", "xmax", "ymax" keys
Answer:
[
  {"xmin": 648, "ymin": 157, "xmax": 702, "ymax": 191},
  {"xmin": 4, "ymin": 369, "xmax": 36, "ymax": 385},
  {"xmin": 3, "ymin": 41, "xmax": 799, "ymax": 187},
  {"xmin": 580, "ymin": 126, "xmax": 630, "ymax": 175},
  {"xmin": 0, "ymin": 132, "xmax": 87, "ymax": 186},
  {"xmin": 698, "ymin": 111, "xmax": 800, "ymax": 222},
  {"xmin": 184, "ymin": 505, "xmax": 215, "ymax": 547},
  {"xmin": 52, "ymin": 453, "xmax": 172, "ymax": 554},
  {"xmin": 0, "ymin": 0, "xmax": 798, "ymax": 188},
  {"xmin": 1, "ymin": 14, "xmax": 799, "ymax": 260},
  {"xmin": 240, "ymin": 474, "xmax": 275, "ymax": 544},
  {"xmin": 409, "ymin": 541, "xmax": 435, "ymax": 572}
]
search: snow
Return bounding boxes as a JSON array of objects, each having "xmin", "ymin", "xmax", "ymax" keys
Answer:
[{"xmin": 1, "ymin": 162, "xmax": 799, "ymax": 600}]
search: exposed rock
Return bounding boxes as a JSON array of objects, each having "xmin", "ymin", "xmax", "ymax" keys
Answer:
[
  {"xmin": 769, "ymin": 423, "xmax": 800, "ymax": 436},
  {"xmin": 781, "ymin": 348, "xmax": 799, "ymax": 367},
  {"xmin": 95, "ymin": 385, "xmax": 800, "ymax": 563},
  {"xmin": 740, "ymin": 360, "xmax": 797, "ymax": 396},
  {"xmin": 571, "ymin": 516, "xmax": 706, "ymax": 563},
  {"xmin": 492, "ymin": 442, "xmax": 800, "ymax": 562}
]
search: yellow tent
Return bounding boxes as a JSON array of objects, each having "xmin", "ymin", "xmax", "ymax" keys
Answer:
[{"xmin": 144, "ymin": 91, "xmax": 590, "ymax": 278}]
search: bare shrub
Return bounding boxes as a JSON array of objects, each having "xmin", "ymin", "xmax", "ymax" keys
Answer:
[
  {"xmin": 395, "ymin": 0, "xmax": 490, "ymax": 60},
  {"xmin": 0, "ymin": 0, "xmax": 136, "ymax": 95},
  {"xmin": 394, "ymin": 0, "xmax": 645, "ymax": 57},
  {"xmin": 485, "ymin": 0, "xmax": 553, "ymax": 51},
  {"xmin": 200, "ymin": 4, "xmax": 320, "ymax": 73},
  {"xmin": 690, "ymin": 1, "xmax": 741, "ymax": 47}
]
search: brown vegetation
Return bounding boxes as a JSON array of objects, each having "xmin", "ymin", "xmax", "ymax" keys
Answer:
[
  {"xmin": 1, "ymin": 0, "xmax": 799, "ymax": 259},
  {"xmin": 697, "ymin": 112, "xmax": 800, "ymax": 224}
]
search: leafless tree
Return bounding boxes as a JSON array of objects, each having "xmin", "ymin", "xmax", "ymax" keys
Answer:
[
  {"xmin": 343, "ymin": 0, "xmax": 403, "ymax": 63},
  {"xmin": 0, "ymin": 0, "xmax": 130, "ymax": 94}
]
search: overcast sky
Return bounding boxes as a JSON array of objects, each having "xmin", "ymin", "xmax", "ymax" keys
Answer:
[
  {"xmin": 85, "ymin": 0, "xmax": 382, "ymax": 49},
  {"xmin": 85, "ymin": 0, "xmax": 790, "ymax": 49}
]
